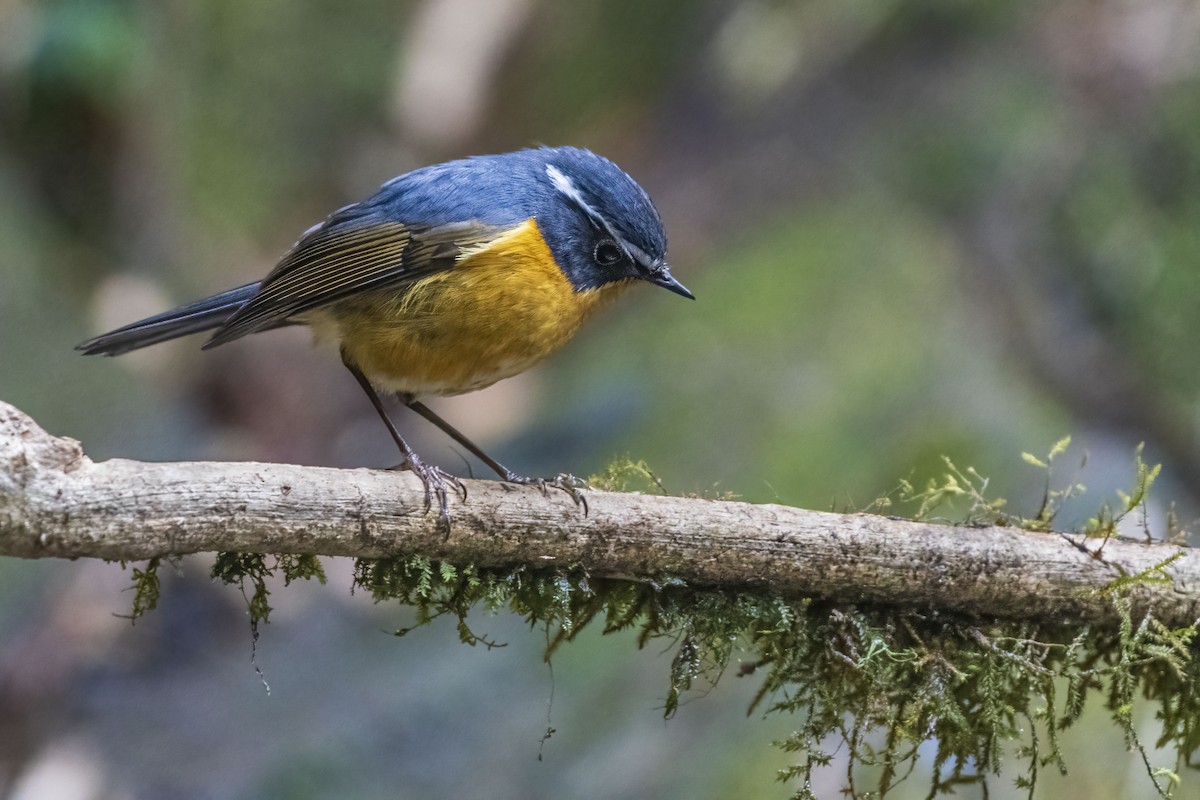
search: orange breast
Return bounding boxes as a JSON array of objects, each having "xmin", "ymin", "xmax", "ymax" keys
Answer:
[{"xmin": 312, "ymin": 218, "xmax": 629, "ymax": 397}]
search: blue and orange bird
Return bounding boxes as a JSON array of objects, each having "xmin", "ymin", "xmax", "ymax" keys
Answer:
[{"xmin": 79, "ymin": 147, "xmax": 693, "ymax": 523}]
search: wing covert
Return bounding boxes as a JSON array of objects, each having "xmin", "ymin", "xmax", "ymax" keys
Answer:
[{"xmin": 204, "ymin": 213, "xmax": 502, "ymax": 348}]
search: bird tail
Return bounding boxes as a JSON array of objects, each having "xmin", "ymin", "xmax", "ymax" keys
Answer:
[{"xmin": 77, "ymin": 282, "xmax": 260, "ymax": 356}]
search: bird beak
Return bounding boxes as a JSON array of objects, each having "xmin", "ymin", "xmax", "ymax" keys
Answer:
[{"xmin": 644, "ymin": 262, "xmax": 694, "ymax": 300}]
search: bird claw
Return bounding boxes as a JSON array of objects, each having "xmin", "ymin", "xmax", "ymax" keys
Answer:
[
  {"xmin": 390, "ymin": 459, "xmax": 587, "ymax": 521},
  {"xmin": 503, "ymin": 472, "xmax": 589, "ymax": 515},
  {"xmin": 395, "ymin": 455, "xmax": 467, "ymax": 529}
]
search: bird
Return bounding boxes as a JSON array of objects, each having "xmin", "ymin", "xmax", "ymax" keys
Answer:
[{"xmin": 78, "ymin": 146, "xmax": 693, "ymax": 525}]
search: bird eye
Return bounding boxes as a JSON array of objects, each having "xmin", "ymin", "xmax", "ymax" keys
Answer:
[{"xmin": 593, "ymin": 240, "xmax": 623, "ymax": 267}]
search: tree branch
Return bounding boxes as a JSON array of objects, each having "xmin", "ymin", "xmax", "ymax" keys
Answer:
[{"xmin": 2, "ymin": 401, "xmax": 1197, "ymax": 628}]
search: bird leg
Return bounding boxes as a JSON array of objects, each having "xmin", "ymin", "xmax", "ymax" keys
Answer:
[
  {"xmin": 343, "ymin": 359, "xmax": 466, "ymax": 527},
  {"xmin": 405, "ymin": 399, "xmax": 589, "ymax": 515}
]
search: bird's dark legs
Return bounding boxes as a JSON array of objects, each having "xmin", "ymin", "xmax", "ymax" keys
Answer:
[
  {"xmin": 343, "ymin": 359, "xmax": 465, "ymax": 524},
  {"xmin": 406, "ymin": 400, "xmax": 588, "ymax": 513}
]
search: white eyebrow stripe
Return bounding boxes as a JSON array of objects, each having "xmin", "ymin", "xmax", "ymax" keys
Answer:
[
  {"xmin": 622, "ymin": 239, "xmax": 656, "ymax": 269},
  {"xmin": 546, "ymin": 164, "xmax": 650, "ymax": 266},
  {"xmin": 545, "ymin": 164, "xmax": 591, "ymax": 212},
  {"xmin": 546, "ymin": 164, "xmax": 613, "ymax": 237}
]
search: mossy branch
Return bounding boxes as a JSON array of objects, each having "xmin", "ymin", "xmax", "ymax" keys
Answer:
[{"xmin": 1, "ymin": 400, "xmax": 1198, "ymax": 629}]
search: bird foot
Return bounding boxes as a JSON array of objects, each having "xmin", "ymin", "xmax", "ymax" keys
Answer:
[
  {"xmin": 501, "ymin": 472, "xmax": 590, "ymax": 515},
  {"xmin": 390, "ymin": 455, "xmax": 467, "ymax": 528}
]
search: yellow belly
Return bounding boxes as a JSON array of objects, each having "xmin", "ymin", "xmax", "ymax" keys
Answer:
[{"xmin": 311, "ymin": 218, "xmax": 629, "ymax": 396}]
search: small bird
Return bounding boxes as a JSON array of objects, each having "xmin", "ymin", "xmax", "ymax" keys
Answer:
[{"xmin": 79, "ymin": 146, "xmax": 693, "ymax": 523}]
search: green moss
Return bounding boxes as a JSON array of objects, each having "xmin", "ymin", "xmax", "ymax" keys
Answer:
[
  {"xmin": 339, "ymin": 554, "xmax": 1197, "ymax": 799},
  {"xmin": 278, "ymin": 553, "xmax": 327, "ymax": 587},
  {"xmin": 210, "ymin": 552, "xmax": 326, "ymax": 627},
  {"xmin": 126, "ymin": 556, "xmax": 162, "ymax": 620}
]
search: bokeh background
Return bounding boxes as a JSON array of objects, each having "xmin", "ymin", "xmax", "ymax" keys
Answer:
[{"xmin": 3, "ymin": 1, "xmax": 1200, "ymax": 798}]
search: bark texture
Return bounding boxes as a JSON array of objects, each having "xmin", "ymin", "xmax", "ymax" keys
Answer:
[{"xmin": 2, "ymin": 401, "xmax": 1197, "ymax": 627}]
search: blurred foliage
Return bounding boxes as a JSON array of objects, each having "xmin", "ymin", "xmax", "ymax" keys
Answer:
[
  {"xmin": 553, "ymin": 193, "xmax": 1068, "ymax": 510},
  {"xmin": 496, "ymin": 0, "xmax": 697, "ymax": 143}
]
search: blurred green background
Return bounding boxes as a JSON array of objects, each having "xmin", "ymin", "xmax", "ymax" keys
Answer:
[{"xmin": 3, "ymin": 1, "xmax": 1199, "ymax": 797}]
